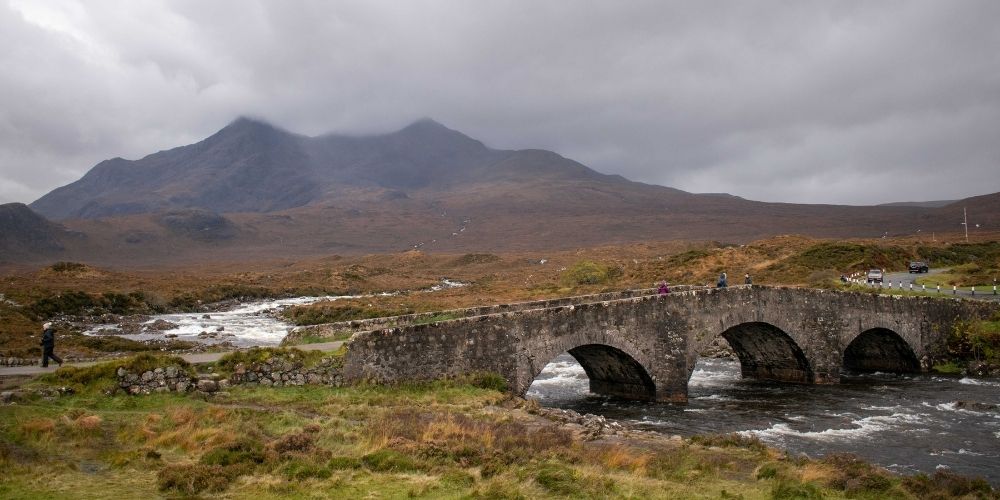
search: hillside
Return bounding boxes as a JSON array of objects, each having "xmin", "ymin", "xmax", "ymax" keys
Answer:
[{"xmin": 13, "ymin": 118, "xmax": 1000, "ymax": 265}]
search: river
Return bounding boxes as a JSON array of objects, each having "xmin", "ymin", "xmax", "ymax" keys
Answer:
[
  {"xmin": 83, "ymin": 280, "xmax": 468, "ymax": 347},
  {"xmin": 528, "ymin": 354, "xmax": 1000, "ymax": 484}
]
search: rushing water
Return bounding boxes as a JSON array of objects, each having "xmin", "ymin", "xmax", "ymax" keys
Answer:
[
  {"xmin": 528, "ymin": 354, "xmax": 1000, "ymax": 484},
  {"xmin": 84, "ymin": 279, "xmax": 468, "ymax": 347}
]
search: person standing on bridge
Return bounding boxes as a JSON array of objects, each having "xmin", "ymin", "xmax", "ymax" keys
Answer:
[
  {"xmin": 40, "ymin": 322, "xmax": 63, "ymax": 368},
  {"xmin": 717, "ymin": 272, "xmax": 728, "ymax": 288}
]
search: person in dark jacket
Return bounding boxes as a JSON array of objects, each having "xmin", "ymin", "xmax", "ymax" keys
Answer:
[
  {"xmin": 717, "ymin": 272, "xmax": 728, "ymax": 288},
  {"xmin": 40, "ymin": 322, "xmax": 63, "ymax": 368},
  {"xmin": 744, "ymin": 273, "xmax": 753, "ymax": 285}
]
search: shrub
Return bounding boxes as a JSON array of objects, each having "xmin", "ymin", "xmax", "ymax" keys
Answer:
[
  {"xmin": 49, "ymin": 261, "xmax": 89, "ymax": 273},
  {"xmin": 756, "ymin": 464, "xmax": 780, "ymax": 480},
  {"xmin": 157, "ymin": 464, "xmax": 247, "ymax": 495},
  {"xmin": 534, "ymin": 462, "xmax": 581, "ymax": 496},
  {"xmin": 690, "ymin": 433, "xmax": 767, "ymax": 452},
  {"xmin": 271, "ymin": 431, "xmax": 315, "ymax": 454},
  {"xmin": 771, "ymin": 478, "xmax": 824, "ymax": 500},
  {"xmin": 902, "ymin": 470, "xmax": 995, "ymax": 498},
  {"xmin": 283, "ymin": 304, "xmax": 412, "ymax": 326},
  {"xmin": 214, "ymin": 347, "xmax": 323, "ymax": 375},
  {"xmin": 361, "ymin": 448, "xmax": 422, "ymax": 472},
  {"xmin": 562, "ymin": 260, "xmax": 622, "ymax": 286},
  {"xmin": 280, "ymin": 459, "xmax": 332, "ymax": 480},
  {"xmin": 200, "ymin": 439, "xmax": 267, "ymax": 466},
  {"xmin": 467, "ymin": 372, "xmax": 508, "ymax": 392}
]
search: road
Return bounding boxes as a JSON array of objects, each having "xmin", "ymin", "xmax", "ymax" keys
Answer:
[
  {"xmin": 0, "ymin": 340, "xmax": 345, "ymax": 378},
  {"xmin": 881, "ymin": 269, "xmax": 1000, "ymax": 301}
]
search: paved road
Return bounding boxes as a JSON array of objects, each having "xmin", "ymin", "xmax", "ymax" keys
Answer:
[
  {"xmin": 880, "ymin": 269, "xmax": 1000, "ymax": 301},
  {"xmin": 0, "ymin": 340, "xmax": 345, "ymax": 378}
]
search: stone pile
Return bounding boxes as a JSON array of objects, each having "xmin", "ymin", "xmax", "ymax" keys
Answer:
[
  {"xmin": 228, "ymin": 356, "xmax": 344, "ymax": 388},
  {"xmin": 534, "ymin": 407, "xmax": 627, "ymax": 439}
]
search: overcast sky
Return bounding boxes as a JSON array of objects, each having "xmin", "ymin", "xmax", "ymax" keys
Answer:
[{"xmin": 2, "ymin": 0, "xmax": 998, "ymax": 206}]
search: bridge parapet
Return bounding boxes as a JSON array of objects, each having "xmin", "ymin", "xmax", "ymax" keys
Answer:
[
  {"xmin": 284, "ymin": 285, "xmax": 709, "ymax": 344},
  {"xmin": 339, "ymin": 285, "xmax": 1000, "ymax": 404}
]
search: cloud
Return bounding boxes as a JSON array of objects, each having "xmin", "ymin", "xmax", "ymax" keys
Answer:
[{"xmin": 0, "ymin": 0, "xmax": 997, "ymax": 206}]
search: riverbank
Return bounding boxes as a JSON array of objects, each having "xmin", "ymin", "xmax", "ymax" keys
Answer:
[{"xmin": 2, "ymin": 355, "xmax": 994, "ymax": 499}]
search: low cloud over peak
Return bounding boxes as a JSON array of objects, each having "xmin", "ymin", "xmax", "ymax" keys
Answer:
[{"xmin": 2, "ymin": 1, "xmax": 998, "ymax": 206}]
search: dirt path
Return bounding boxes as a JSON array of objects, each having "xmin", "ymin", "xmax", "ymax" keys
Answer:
[{"xmin": 0, "ymin": 341, "xmax": 345, "ymax": 378}]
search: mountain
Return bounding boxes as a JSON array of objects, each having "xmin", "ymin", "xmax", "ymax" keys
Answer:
[
  {"xmin": 31, "ymin": 117, "xmax": 623, "ymax": 220},
  {"xmin": 17, "ymin": 117, "xmax": 1000, "ymax": 264},
  {"xmin": 0, "ymin": 203, "xmax": 76, "ymax": 261}
]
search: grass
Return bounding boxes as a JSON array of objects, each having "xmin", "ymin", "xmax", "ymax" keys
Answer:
[
  {"xmin": 3, "ymin": 359, "xmax": 995, "ymax": 499},
  {"xmin": 412, "ymin": 311, "xmax": 463, "ymax": 325}
]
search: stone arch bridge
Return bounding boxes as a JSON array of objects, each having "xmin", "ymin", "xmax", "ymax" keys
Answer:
[{"xmin": 340, "ymin": 286, "xmax": 999, "ymax": 403}]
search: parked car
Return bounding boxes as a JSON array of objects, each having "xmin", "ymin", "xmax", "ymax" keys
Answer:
[
  {"xmin": 867, "ymin": 269, "xmax": 884, "ymax": 283},
  {"xmin": 908, "ymin": 261, "xmax": 929, "ymax": 273}
]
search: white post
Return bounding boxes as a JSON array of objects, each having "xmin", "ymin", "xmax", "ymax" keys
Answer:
[
  {"xmin": 964, "ymin": 207, "xmax": 969, "ymax": 243},
  {"xmin": 953, "ymin": 285, "xmax": 957, "ymax": 295},
  {"xmin": 909, "ymin": 283, "xmax": 913, "ymax": 291},
  {"xmin": 972, "ymin": 286, "xmax": 975, "ymax": 296},
  {"xmin": 937, "ymin": 285, "xmax": 940, "ymax": 293}
]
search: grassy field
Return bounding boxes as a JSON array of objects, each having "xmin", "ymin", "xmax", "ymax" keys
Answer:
[
  {"xmin": 2, "ymin": 236, "xmax": 999, "ymax": 360},
  {"xmin": 2, "ymin": 358, "xmax": 993, "ymax": 499}
]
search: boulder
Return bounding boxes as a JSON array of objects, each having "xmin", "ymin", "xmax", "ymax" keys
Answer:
[
  {"xmin": 145, "ymin": 319, "xmax": 178, "ymax": 332},
  {"xmin": 196, "ymin": 379, "xmax": 218, "ymax": 393}
]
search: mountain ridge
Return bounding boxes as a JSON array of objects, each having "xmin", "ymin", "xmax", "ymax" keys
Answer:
[{"xmin": 11, "ymin": 117, "xmax": 1000, "ymax": 265}]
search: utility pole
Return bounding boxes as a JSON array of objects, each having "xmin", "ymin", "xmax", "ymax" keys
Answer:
[{"xmin": 963, "ymin": 207, "xmax": 969, "ymax": 243}]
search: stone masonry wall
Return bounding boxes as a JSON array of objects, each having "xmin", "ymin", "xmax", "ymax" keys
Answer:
[
  {"xmin": 115, "ymin": 354, "xmax": 345, "ymax": 396},
  {"xmin": 117, "ymin": 364, "xmax": 196, "ymax": 395},
  {"xmin": 341, "ymin": 285, "xmax": 1000, "ymax": 403},
  {"xmin": 284, "ymin": 286, "xmax": 706, "ymax": 344}
]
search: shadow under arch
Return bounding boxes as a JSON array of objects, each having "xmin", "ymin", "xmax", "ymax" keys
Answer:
[
  {"xmin": 843, "ymin": 328, "xmax": 920, "ymax": 374},
  {"xmin": 531, "ymin": 344, "xmax": 657, "ymax": 401},
  {"xmin": 720, "ymin": 322, "xmax": 815, "ymax": 383}
]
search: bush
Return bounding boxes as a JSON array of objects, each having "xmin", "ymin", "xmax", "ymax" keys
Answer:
[
  {"xmin": 771, "ymin": 478, "xmax": 824, "ymax": 500},
  {"xmin": 214, "ymin": 347, "xmax": 324, "ymax": 375},
  {"xmin": 280, "ymin": 459, "xmax": 331, "ymax": 480},
  {"xmin": 361, "ymin": 448, "xmax": 422, "ymax": 472},
  {"xmin": 283, "ymin": 304, "xmax": 412, "ymax": 326},
  {"xmin": 157, "ymin": 464, "xmax": 247, "ymax": 495},
  {"xmin": 49, "ymin": 261, "xmax": 89, "ymax": 273},
  {"xmin": 467, "ymin": 372, "xmax": 508, "ymax": 392},
  {"xmin": 562, "ymin": 261, "xmax": 622, "ymax": 286},
  {"xmin": 534, "ymin": 462, "xmax": 581, "ymax": 496},
  {"xmin": 200, "ymin": 439, "xmax": 267, "ymax": 466},
  {"xmin": 690, "ymin": 433, "xmax": 767, "ymax": 452},
  {"xmin": 902, "ymin": 470, "xmax": 995, "ymax": 499}
]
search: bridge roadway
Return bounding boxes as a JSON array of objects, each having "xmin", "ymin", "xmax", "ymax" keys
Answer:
[{"xmin": 341, "ymin": 285, "xmax": 1000, "ymax": 403}]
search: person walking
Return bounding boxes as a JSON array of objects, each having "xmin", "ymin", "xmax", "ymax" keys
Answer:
[
  {"xmin": 744, "ymin": 273, "xmax": 752, "ymax": 285},
  {"xmin": 717, "ymin": 272, "xmax": 728, "ymax": 288},
  {"xmin": 40, "ymin": 322, "xmax": 63, "ymax": 368}
]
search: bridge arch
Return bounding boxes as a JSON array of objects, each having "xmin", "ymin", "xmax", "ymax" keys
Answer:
[
  {"xmin": 843, "ymin": 328, "xmax": 920, "ymax": 374},
  {"xmin": 718, "ymin": 321, "xmax": 815, "ymax": 383},
  {"xmin": 524, "ymin": 343, "xmax": 658, "ymax": 401}
]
